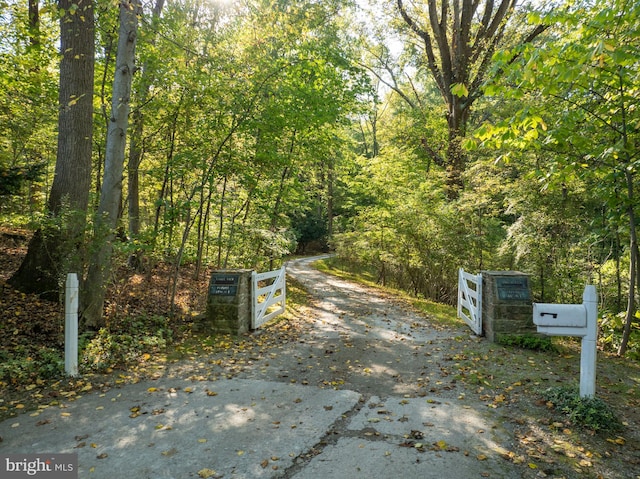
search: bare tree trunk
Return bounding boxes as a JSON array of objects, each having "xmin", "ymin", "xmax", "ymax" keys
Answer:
[
  {"xmin": 195, "ymin": 182, "xmax": 214, "ymax": 280},
  {"xmin": 127, "ymin": 0, "xmax": 166, "ymax": 269},
  {"xmin": 153, "ymin": 110, "xmax": 179, "ymax": 238},
  {"xmin": 327, "ymin": 157, "xmax": 334, "ymax": 239},
  {"xmin": 616, "ymin": 69, "xmax": 636, "ymax": 356},
  {"xmin": 618, "ymin": 170, "xmax": 638, "ymax": 356},
  {"xmin": 216, "ymin": 176, "xmax": 228, "ymax": 268},
  {"xmin": 9, "ymin": 0, "xmax": 94, "ymax": 299},
  {"xmin": 224, "ymin": 192, "xmax": 252, "ymax": 268},
  {"xmin": 169, "ymin": 206, "xmax": 192, "ymax": 317},
  {"xmin": 83, "ymin": 0, "xmax": 139, "ymax": 330},
  {"xmin": 27, "ymin": 0, "xmax": 40, "ymax": 48}
]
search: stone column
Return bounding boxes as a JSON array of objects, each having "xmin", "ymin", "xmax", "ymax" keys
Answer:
[
  {"xmin": 205, "ymin": 269, "xmax": 253, "ymax": 335},
  {"xmin": 481, "ymin": 271, "xmax": 534, "ymax": 342}
]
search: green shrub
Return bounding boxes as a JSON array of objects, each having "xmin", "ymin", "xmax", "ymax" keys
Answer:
[
  {"xmin": 599, "ymin": 311, "xmax": 640, "ymax": 359},
  {"xmin": 542, "ymin": 386, "xmax": 622, "ymax": 432},
  {"xmin": 497, "ymin": 333, "xmax": 556, "ymax": 352},
  {"xmin": 35, "ymin": 347, "xmax": 65, "ymax": 378},
  {"xmin": 0, "ymin": 357, "xmax": 36, "ymax": 383},
  {"xmin": 0, "ymin": 347, "xmax": 64, "ymax": 383},
  {"xmin": 81, "ymin": 315, "xmax": 172, "ymax": 372}
]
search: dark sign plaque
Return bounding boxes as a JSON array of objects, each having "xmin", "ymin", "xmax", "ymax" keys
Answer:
[
  {"xmin": 496, "ymin": 277, "xmax": 530, "ymax": 301},
  {"xmin": 209, "ymin": 274, "xmax": 239, "ymax": 296}
]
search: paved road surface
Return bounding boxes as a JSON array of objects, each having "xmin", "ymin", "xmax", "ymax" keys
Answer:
[{"xmin": 0, "ymin": 256, "xmax": 523, "ymax": 478}]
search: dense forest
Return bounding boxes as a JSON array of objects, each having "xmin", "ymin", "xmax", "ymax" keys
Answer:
[{"xmin": 1, "ymin": 0, "xmax": 639, "ymax": 356}]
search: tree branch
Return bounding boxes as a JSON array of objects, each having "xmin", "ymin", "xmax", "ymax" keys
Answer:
[
  {"xmin": 356, "ymin": 55, "xmax": 418, "ymax": 110},
  {"xmin": 396, "ymin": 0, "xmax": 446, "ymax": 97}
]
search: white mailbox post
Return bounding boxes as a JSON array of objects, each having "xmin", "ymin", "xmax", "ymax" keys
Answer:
[{"xmin": 533, "ymin": 285, "xmax": 597, "ymax": 398}]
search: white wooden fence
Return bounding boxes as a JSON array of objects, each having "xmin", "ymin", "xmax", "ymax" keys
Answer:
[
  {"xmin": 457, "ymin": 268, "xmax": 483, "ymax": 335},
  {"xmin": 252, "ymin": 266, "xmax": 286, "ymax": 329}
]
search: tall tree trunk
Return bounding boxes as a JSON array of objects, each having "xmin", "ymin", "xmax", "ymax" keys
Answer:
[
  {"xmin": 153, "ymin": 110, "xmax": 179, "ymax": 237},
  {"xmin": 216, "ymin": 176, "xmax": 228, "ymax": 268},
  {"xmin": 169, "ymin": 205, "xmax": 193, "ymax": 317},
  {"xmin": 327, "ymin": 157, "xmax": 334, "ymax": 239},
  {"xmin": 195, "ymin": 182, "xmax": 214, "ymax": 280},
  {"xmin": 445, "ymin": 101, "xmax": 469, "ymax": 198},
  {"xmin": 127, "ymin": 106, "xmax": 143, "ymax": 239},
  {"xmin": 127, "ymin": 0, "xmax": 166, "ymax": 269},
  {"xmin": 28, "ymin": 0, "xmax": 40, "ymax": 49},
  {"xmin": 83, "ymin": 0, "xmax": 139, "ymax": 329},
  {"xmin": 9, "ymin": 0, "xmax": 94, "ymax": 299},
  {"xmin": 618, "ymin": 170, "xmax": 638, "ymax": 355},
  {"xmin": 616, "ymin": 68, "xmax": 636, "ymax": 356},
  {"xmin": 224, "ymin": 192, "xmax": 252, "ymax": 268}
]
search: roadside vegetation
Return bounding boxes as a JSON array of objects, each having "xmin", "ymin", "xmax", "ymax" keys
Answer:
[{"xmin": 316, "ymin": 257, "xmax": 639, "ymax": 478}]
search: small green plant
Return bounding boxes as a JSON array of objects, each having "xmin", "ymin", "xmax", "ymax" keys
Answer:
[
  {"xmin": 35, "ymin": 347, "xmax": 65, "ymax": 379},
  {"xmin": 497, "ymin": 333, "xmax": 556, "ymax": 352},
  {"xmin": 0, "ymin": 347, "xmax": 64, "ymax": 383},
  {"xmin": 0, "ymin": 356, "xmax": 36, "ymax": 384},
  {"xmin": 542, "ymin": 386, "xmax": 622, "ymax": 432},
  {"xmin": 81, "ymin": 315, "xmax": 172, "ymax": 372}
]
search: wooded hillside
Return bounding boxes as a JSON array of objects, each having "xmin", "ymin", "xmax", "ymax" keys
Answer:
[{"xmin": 1, "ymin": 0, "xmax": 639, "ymax": 356}]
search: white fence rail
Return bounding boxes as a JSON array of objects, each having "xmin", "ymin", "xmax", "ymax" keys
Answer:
[
  {"xmin": 252, "ymin": 266, "xmax": 286, "ymax": 329},
  {"xmin": 457, "ymin": 268, "xmax": 483, "ymax": 335}
]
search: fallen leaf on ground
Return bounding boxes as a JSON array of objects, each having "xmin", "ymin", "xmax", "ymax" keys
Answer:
[{"xmin": 197, "ymin": 468, "xmax": 217, "ymax": 478}]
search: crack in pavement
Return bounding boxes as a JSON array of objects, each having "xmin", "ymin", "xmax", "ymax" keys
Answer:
[{"xmin": 276, "ymin": 394, "xmax": 370, "ymax": 478}]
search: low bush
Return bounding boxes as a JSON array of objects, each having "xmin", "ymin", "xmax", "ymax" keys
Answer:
[
  {"xmin": 542, "ymin": 386, "xmax": 622, "ymax": 432},
  {"xmin": 497, "ymin": 333, "xmax": 556, "ymax": 352},
  {"xmin": 81, "ymin": 315, "xmax": 173, "ymax": 373},
  {"xmin": 0, "ymin": 347, "xmax": 64, "ymax": 384}
]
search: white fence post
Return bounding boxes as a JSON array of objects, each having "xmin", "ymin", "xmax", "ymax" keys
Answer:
[
  {"xmin": 251, "ymin": 270, "xmax": 257, "ymax": 329},
  {"xmin": 457, "ymin": 268, "xmax": 463, "ymax": 320},
  {"xmin": 65, "ymin": 273, "xmax": 79, "ymax": 377},
  {"xmin": 580, "ymin": 285, "xmax": 598, "ymax": 398}
]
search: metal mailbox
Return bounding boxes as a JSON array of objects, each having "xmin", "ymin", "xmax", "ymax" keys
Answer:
[
  {"xmin": 531, "ymin": 285, "xmax": 598, "ymax": 398},
  {"xmin": 533, "ymin": 303, "xmax": 587, "ymax": 328}
]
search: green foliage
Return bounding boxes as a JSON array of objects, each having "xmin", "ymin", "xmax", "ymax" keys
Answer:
[
  {"xmin": 474, "ymin": 0, "xmax": 640, "ymax": 319},
  {"xmin": 115, "ymin": 0, "xmax": 369, "ymax": 273},
  {"xmin": 497, "ymin": 334, "xmax": 556, "ymax": 352},
  {"xmin": 333, "ymin": 139, "xmax": 508, "ymax": 304},
  {"xmin": 81, "ymin": 315, "xmax": 173, "ymax": 372},
  {"xmin": 0, "ymin": 162, "xmax": 47, "ymax": 197},
  {"xmin": 0, "ymin": 346, "xmax": 64, "ymax": 383},
  {"xmin": 542, "ymin": 386, "xmax": 622, "ymax": 433},
  {"xmin": 289, "ymin": 204, "xmax": 329, "ymax": 252},
  {"xmin": 3, "ymin": 0, "xmax": 640, "ymax": 356},
  {"xmin": 0, "ymin": 0, "xmax": 58, "ymax": 216},
  {"xmin": 599, "ymin": 311, "xmax": 640, "ymax": 359}
]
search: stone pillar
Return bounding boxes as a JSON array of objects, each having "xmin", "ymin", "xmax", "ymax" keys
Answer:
[
  {"xmin": 205, "ymin": 269, "xmax": 253, "ymax": 335},
  {"xmin": 481, "ymin": 271, "xmax": 535, "ymax": 342}
]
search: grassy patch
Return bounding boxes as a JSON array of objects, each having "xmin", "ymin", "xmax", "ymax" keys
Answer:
[{"xmin": 313, "ymin": 257, "xmax": 377, "ymax": 285}]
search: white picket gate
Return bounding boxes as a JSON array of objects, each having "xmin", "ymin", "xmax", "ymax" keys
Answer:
[
  {"xmin": 457, "ymin": 268, "xmax": 483, "ymax": 335},
  {"xmin": 252, "ymin": 266, "xmax": 287, "ymax": 329}
]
